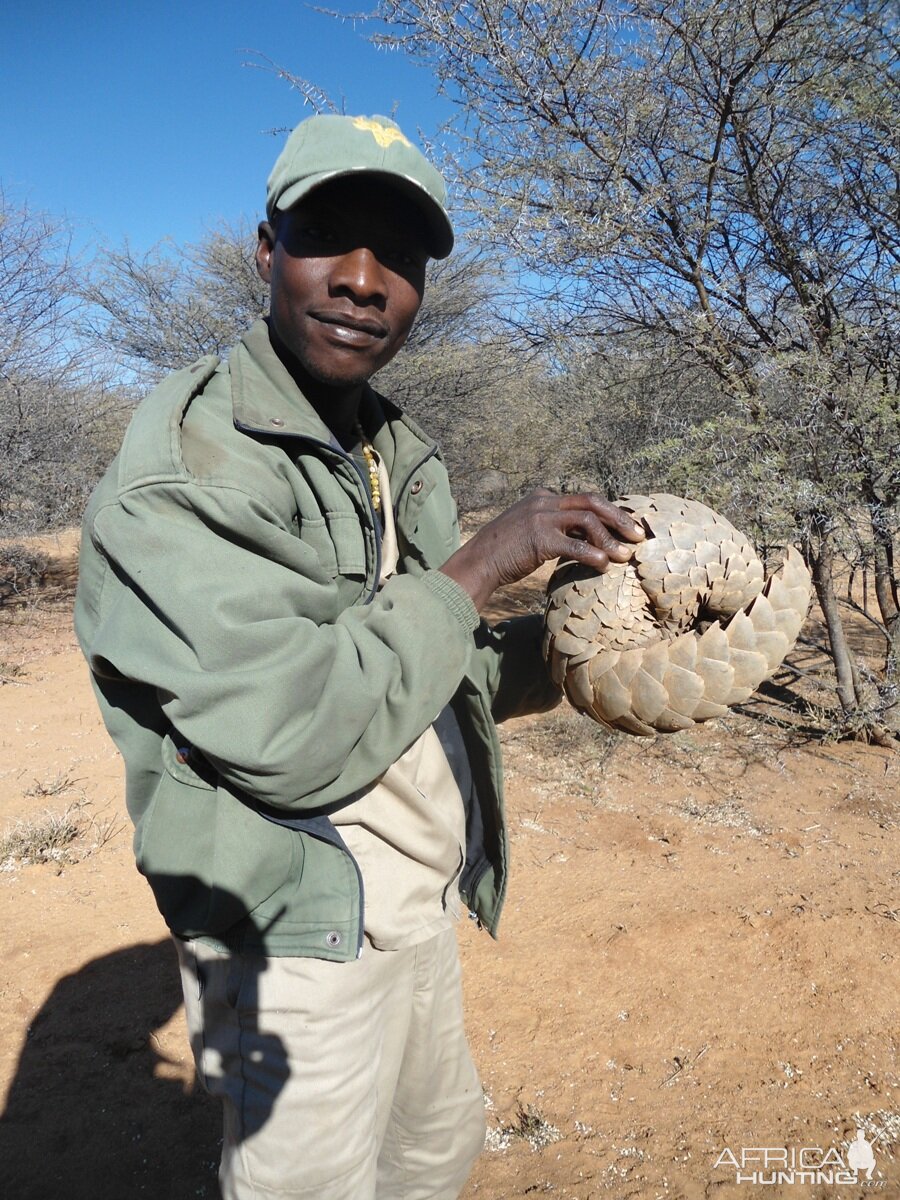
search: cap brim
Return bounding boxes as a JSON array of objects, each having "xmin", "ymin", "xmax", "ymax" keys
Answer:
[{"xmin": 271, "ymin": 168, "xmax": 454, "ymax": 259}]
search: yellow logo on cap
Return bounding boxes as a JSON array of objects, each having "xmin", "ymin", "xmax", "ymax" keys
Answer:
[{"xmin": 351, "ymin": 116, "xmax": 411, "ymax": 149}]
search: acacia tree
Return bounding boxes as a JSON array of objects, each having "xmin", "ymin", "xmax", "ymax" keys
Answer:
[
  {"xmin": 369, "ymin": 0, "xmax": 900, "ymax": 741},
  {"xmin": 82, "ymin": 218, "xmax": 270, "ymax": 382},
  {"xmin": 0, "ymin": 193, "xmax": 118, "ymax": 534}
]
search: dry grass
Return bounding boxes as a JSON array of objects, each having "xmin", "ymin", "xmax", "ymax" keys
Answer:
[
  {"xmin": 0, "ymin": 800, "xmax": 122, "ymax": 871},
  {"xmin": 483, "ymin": 1097, "xmax": 562, "ymax": 1154},
  {"xmin": 0, "ymin": 660, "xmax": 26, "ymax": 685},
  {"xmin": 0, "ymin": 544, "xmax": 50, "ymax": 605},
  {"xmin": 499, "ymin": 705, "xmax": 621, "ymax": 799},
  {"xmin": 23, "ymin": 771, "xmax": 85, "ymax": 799},
  {"xmin": 0, "ymin": 535, "xmax": 80, "ymax": 613},
  {"xmin": 0, "ymin": 806, "xmax": 83, "ymax": 867}
]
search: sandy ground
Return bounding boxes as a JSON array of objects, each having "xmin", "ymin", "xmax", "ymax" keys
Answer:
[{"xmin": 0, "ymin": 531, "xmax": 897, "ymax": 1200}]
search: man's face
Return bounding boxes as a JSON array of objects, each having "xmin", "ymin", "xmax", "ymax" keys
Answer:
[{"xmin": 256, "ymin": 176, "xmax": 429, "ymax": 397}]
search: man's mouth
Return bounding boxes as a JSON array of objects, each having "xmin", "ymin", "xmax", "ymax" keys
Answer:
[{"xmin": 312, "ymin": 311, "xmax": 388, "ymax": 340}]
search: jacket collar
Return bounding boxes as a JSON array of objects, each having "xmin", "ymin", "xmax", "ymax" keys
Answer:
[
  {"xmin": 230, "ymin": 318, "xmax": 437, "ymax": 477},
  {"xmin": 231, "ymin": 318, "xmax": 339, "ymax": 445}
]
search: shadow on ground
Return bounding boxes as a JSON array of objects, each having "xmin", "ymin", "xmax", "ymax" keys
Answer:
[{"xmin": 0, "ymin": 940, "xmax": 221, "ymax": 1199}]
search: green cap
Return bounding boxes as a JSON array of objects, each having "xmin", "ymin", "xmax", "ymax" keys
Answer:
[{"xmin": 266, "ymin": 113, "xmax": 454, "ymax": 259}]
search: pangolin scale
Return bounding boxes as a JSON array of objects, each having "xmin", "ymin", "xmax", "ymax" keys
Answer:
[{"xmin": 543, "ymin": 493, "xmax": 813, "ymax": 736}]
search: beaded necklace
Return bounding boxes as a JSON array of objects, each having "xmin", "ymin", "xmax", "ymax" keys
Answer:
[{"xmin": 355, "ymin": 423, "xmax": 381, "ymax": 514}]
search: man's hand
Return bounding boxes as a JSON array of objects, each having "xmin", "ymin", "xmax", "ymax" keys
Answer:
[{"xmin": 440, "ymin": 490, "xmax": 646, "ymax": 612}]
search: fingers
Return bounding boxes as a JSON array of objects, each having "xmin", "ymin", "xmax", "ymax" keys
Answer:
[
  {"xmin": 532, "ymin": 492, "xmax": 644, "ymax": 569},
  {"xmin": 554, "ymin": 493, "xmax": 646, "ymax": 544},
  {"xmin": 559, "ymin": 535, "xmax": 616, "ymax": 574},
  {"xmin": 563, "ymin": 511, "xmax": 636, "ymax": 562},
  {"xmin": 440, "ymin": 490, "xmax": 647, "ymax": 611}
]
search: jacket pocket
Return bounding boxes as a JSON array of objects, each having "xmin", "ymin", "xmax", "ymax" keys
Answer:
[
  {"xmin": 298, "ymin": 512, "xmax": 367, "ymax": 580},
  {"xmin": 398, "ymin": 462, "xmax": 459, "ymax": 567},
  {"xmin": 298, "ymin": 515, "xmax": 339, "ymax": 577},
  {"xmin": 325, "ymin": 511, "xmax": 367, "ymax": 576},
  {"xmin": 160, "ymin": 731, "xmax": 218, "ymax": 788},
  {"xmin": 137, "ymin": 735, "xmax": 300, "ymax": 938}
]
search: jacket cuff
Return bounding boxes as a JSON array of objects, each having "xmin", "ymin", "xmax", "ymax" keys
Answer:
[{"xmin": 421, "ymin": 569, "xmax": 480, "ymax": 634}]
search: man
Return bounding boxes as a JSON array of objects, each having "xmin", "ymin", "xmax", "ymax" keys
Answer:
[{"xmin": 75, "ymin": 113, "xmax": 643, "ymax": 1199}]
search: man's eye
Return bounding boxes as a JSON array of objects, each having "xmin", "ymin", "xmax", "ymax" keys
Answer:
[
  {"xmin": 292, "ymin": 223, "xmax": 337, "ymax": 247},
  {"xmin": 386, "ymin": 247, "xmax": 422, "ymax": 269}
]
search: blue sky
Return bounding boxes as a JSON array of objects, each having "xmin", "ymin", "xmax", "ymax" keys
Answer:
[{"xmin": 1, "ymin": 0, "xmax": 449, "ymax": 253}]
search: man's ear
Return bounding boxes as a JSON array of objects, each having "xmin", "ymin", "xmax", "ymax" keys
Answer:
[{"xmin": 256, "ymin": 220, "xmax": 275, "ymax": 283}]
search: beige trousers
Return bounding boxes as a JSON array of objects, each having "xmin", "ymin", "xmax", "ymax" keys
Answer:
[{"xmin": 175, "ymin": 928, "xmax": 486, "ymax": 1199}]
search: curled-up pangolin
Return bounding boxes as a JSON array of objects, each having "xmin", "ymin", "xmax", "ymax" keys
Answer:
[{"xmin": 543, "ymin": 493, "xmax": 812, "ymax": 736}]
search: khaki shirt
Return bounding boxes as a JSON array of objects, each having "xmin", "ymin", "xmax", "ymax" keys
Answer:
[{"xmin": 332, "ymin": 449, "xmax": 467, "ymax": 950}]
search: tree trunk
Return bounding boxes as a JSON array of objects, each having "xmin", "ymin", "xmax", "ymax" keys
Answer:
[
  {"xmin": 807, "ymin": 529, "xmax": 859, "ymax": 711},
  {"xmin": 863, "ymin": 498, "xmax": 900, "ymax": 737},
  {"xmin": 805, "ymin": 524, "xmax": 897, "ymax": 748},
  {"xmin": 869, "ymin": 509, "xmax": 900, "ymax": 675}
]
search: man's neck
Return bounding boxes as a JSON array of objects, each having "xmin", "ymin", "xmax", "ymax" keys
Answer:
[{"xmin": 267, "ymin": 322, "xmax": 365, "ymax": 446}]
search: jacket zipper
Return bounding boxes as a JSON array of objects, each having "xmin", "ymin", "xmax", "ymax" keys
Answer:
[
  {"xmin": 255, "ymin": 428, "xmax": 439, "ymax": 602},
  {"xmin": 346, "ymin": 453, "xmax": 381, "ymax": 603},
  {"xmin": 234, "ymin": 423, "xmax": 384, "ymax": 602}
]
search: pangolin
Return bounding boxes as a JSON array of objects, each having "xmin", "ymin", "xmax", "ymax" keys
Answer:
[{"xmin": 543, "ymin": 493, "xmax": 812, "ymax": 736}]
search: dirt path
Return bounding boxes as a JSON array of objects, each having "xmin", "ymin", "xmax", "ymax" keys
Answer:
[{"xmin": 1, "ymin": 537, "xmax": 897, "ymax": 1199}]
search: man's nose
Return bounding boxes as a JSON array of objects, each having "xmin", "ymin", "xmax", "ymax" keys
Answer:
[{"xmin": 331, "ymin": 246, "xmax": 388, "ymax": 305}]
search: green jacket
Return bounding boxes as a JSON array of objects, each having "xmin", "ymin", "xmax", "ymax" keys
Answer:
[{"xmin": 75, "ymin": 319, "xmax": 559, "ymax": 959}]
